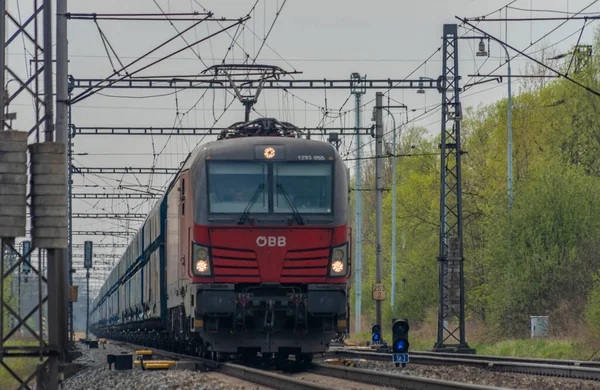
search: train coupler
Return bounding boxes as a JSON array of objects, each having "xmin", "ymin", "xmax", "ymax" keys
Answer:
[
  {"xmin": 293, "ymin": 301, "xmax": 308, "ymax": 333},
  {"xmin": 233, "ymin": 307, "xmax": 246, "ymax": 332},
  {"xmin": 263, "ymin": 299, "xmax": 275, "ymax": 331}
]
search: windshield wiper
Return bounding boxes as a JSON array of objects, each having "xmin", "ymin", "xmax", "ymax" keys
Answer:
[
  {"xmin": 238, "ymin": 183, "xmax": 265, "ymax": 225},
  {"xmin": 276, "ymin": 184, "xmax": 305, "ymax": 225}
]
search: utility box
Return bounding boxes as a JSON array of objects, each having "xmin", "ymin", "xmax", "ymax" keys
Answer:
[
  {"xmin": 530, "ymin": 316, "xmax": 549, "ymax": 338},
  {"xmin": 0, "ymin": 130, "xmax": 28, "ymax": 238},
  {"xmin": 29, "ymin": 142, "xmax": 68, "ymax": 248},
  {"xmin": 114, "ymin": 354, "xmax": 133, "ymax": 370}
]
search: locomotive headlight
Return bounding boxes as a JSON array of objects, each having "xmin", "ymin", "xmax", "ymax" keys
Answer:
[
  {"xmin": 192, "ymin": 242, "xmax": 212, "ymax": 276},
  {"xmin": 195, "ymin": 260, "xmax": 209, "ymax": 273},
  {"xmin": 329, "ymin": 243, "xmax": 348, "ymax": 277},
  {"xmin": 331, "ymin": 260, "xmax": 345, "ymax": 273}
]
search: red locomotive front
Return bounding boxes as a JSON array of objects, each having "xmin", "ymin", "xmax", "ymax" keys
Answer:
[{"xmin": 166, "ymin": 120, "xmax": 350, "ymax": 359}]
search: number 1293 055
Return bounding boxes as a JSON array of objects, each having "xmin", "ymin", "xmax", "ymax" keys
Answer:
[{"xmin": 297, "ymin": 155, "xmax": 326, "ymax": 160}]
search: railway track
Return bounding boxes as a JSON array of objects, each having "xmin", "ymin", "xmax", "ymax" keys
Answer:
[
  {"xmin": 331, "ymin": 348, "xmax": 600, "ymax": 381},
  {"xmin": 408, "ymin": 350, "xmax": 600, "ymax": 368},
  {"xmin": 117, "ymin": 342, "xmax": 506, "ymax": 389}
]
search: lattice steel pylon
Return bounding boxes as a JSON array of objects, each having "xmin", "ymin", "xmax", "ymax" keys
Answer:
[
  {"xmin": 1, "ymin": 0, "xmax": 69, "ymax": 388},
  {"xmin": 434, "ymin": 24, "xmax": 475, "ymax": 354}
]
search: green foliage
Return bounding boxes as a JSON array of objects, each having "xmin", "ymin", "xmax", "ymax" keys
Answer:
[
  {"xmin": 485, "ymin": 163, "xmax": 600, "ymax": 336},
  {"xmin": 351, "ymin": 26, "xmax": 600, "ymax": 345},
  {"xmin": 586, "ymin": 275, "xmax": 600, "ymax": 335},
  {"xmin": 0, "ymin": 340, "xmax": 42, "ymax": 389},
  {"xmin": 2, "ymin": 271, "xmax": 13, "ymax": 335}
]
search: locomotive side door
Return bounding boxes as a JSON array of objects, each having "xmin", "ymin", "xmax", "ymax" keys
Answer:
[{"xmin": 179, "ymin": 172, "xmax": 190, "ymax": 287}]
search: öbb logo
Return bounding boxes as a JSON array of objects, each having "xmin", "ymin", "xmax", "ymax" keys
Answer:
[{"xmin": 256, "ymin": 236, "xmax": 286, "ymax": 247}]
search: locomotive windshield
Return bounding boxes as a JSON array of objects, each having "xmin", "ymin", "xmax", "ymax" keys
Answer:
[
  {"xmin": 207, "ymin": 162, "xmax": 268, "ymax": 213},
  {"xmin": 273, "ymin": 163, "xmax": 332, "ymax": 214},
  {"xmin": 206, "ymin": 161, "xmax": 333, "ymax": 214}
]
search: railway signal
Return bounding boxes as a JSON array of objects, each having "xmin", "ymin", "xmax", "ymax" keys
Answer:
[
  {"xmin": 392, "ymin": 319, "xmax": 410, "ymax": 367},
  {"xmin": 371, "ymin": 324, "xmax": 381, "ymax": 346}
]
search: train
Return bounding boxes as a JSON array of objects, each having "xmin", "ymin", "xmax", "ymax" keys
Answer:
[{"xmin": 90, "ymin": 118, "xmax": 351, "ymax": 362}]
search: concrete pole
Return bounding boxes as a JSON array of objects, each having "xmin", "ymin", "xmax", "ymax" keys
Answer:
[
  {"xmin": 50, "ymin": 0, "xmax": 69, "ymax": 363},
  {"xmin": 389, "ymin": 113, "xmax": 397, "ymax": 309},
  {"xmin": 375, "ymin": 92, "xmax": 383, "ymax": 335},
  {"xmin": 505, "ymin": 46, "xmax": 513, "ymax": 213},
  {"xmin": 0, "ymin": 239, "xmax": 4, "ymax": 352},
  {"xmin": 42, "ymin": 0, "xmax": 63, "ymax": 384},
  {"xmin": 354, "ymin": 93, "xmax": 362, "ymax": 333},
  {"xmin": 56, "ymin": 0, "xmax": 73, "ymax": 345},
  {"xmin": 67, "ymin": 85, "xmax": 73, "ymax": 343}
]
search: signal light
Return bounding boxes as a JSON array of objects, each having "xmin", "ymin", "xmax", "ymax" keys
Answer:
[
  {"xmin": 392, "ymin": 319, "xmax": 409, "ymax": 367},
  {"xmin": 371, "ymin": 324, "xmax": 381, "ymax": 345},
  {"xmin": 392, "ymin": 319, "xmax": 409, "ymax": 352}
]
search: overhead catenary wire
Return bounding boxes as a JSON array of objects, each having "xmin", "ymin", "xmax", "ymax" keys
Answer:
[
  {"xmin": 94, "ymin": 20, "xmax": 129, "ymax": 77},
  {"xmin": 461, "ymin": 0, "xmax": 600, "ymax": 88},
  {"xmin": 152, "ymin": 0, "xmax": 209, "ymax": 68},
  {"xmin": 252, "ymin": 0, "xmax": 287, "ymax": 64},
  {"xmin": 71, "ymin": 14, "xmax": 247, "ymax": 104},
  {"xmin": 343, "ymin": 71, "xmax": 523, "ymax": 165},
  {"xmin": 193, "ymin": 0, "xmax": 261, "ymax": 64},
  {"xmin": 507, "ymin": 5, "xmax": 600, "ymax": 15},
  {"xmin": 566, "ymin": 19, "xmax": 588, "ymax": 75},
  {"xmin": 459, "ymin": 16, "xmax": 600, "ymax": 98},
  {"xmin": 527, "ymin": 16, "xmax": 596, "ymax": 56}
]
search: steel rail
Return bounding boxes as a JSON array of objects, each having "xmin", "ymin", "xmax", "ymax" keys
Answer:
[
  {"xmin": 409, "ymin": 350, "xmax": 600, "ymax": 368},
  {"xmin": 310, "ymin": 363, "xmax": 507, "ymax": 390},
  {"xmin": 332, "ymin": 349, "xmax": 600, "ymax": 381},
  {"xmin": 220, "ymin": 364, "xmax": 333, "ymax": 390},
  {"xmin": 337, "ymin": 347, "xmax": 600, "ymax": 368},
  {"xmin": 116, "ymin": 342, "xmax": 332, "ymax": 390},
  {"xmin": 114, "ymin": 341, "xmax": 502, "ymax": 389}
]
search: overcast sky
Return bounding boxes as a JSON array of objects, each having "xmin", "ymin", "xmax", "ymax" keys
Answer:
[{"xmin": 5, "ymin": 0, "xmax": 600, "ymax": 292}]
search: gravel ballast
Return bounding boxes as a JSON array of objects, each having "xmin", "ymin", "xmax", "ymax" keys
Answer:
[
  {"xmin": 61, "ymin": 343, "xmax": 270, "ymax": 390},
  {"xmin": 313, "ymin": 357, "xmax": 600, "ymax": 390}
]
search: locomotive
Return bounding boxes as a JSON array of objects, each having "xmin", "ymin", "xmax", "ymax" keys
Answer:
[{"xmin": 90, "ymin": 118, "xmax": 351, "ymax": 361}]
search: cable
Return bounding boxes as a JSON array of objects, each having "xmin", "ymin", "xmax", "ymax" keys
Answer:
[
  {"xmin": 527, "ymin": 17, "xmax": 596, "ymax": 56},
  {"xmin": 193, "ymin": 0, "xmax": 260, "ymax": 65},
  {"xmin": 96, "ymin": 90, "xmax": 186, "ymax": 99},
  {"xmin": 474, "ymin": 0, "xmax": 519, "ymax": 19},
  {"xmin": 253, "ymin": 0, "xmax": 287, "ymax": 63},
  {"xmin": 507, "ymin": 5, "xmax": 600, "ymax": 16},
  {"xmin": 94, "ymin": 20, "xmax": 129, "ymax": 77},
  {"xmin": 152, "ymin": 0, "xmax": 208, "ymax": 68},
  {"xmin": 461, "ymin": 0, "xmax": 600, "ymax": 88},
  {"xmin": 344, "ymin": 152, "xmax": 439, "ymax": 162},
  {"xmin": 460, "ymin": 17, "xmax": 600, "ymax": 98},
  {"xmin": 566, "ymin": 19, "xmax": 588, "ymax": 75},
  {"xmin": 71, "ymin": 15, "xmax": 245, "ymax": 104}
]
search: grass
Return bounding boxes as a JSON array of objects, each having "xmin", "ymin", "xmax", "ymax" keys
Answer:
[
  {"xmin": 470, "ymin": 339, "xmax": 598, "ymax": 360},
  {"xmin": 345, "ymin": 316, "xmax": 600, "ymax": 361},
  {"xmin": 346, "ymin": 332, "xmax": 597, "ymax": 360},
  {"xmin": 0, "ymin": 339, "xmax": 46, "ymax": 390}
]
